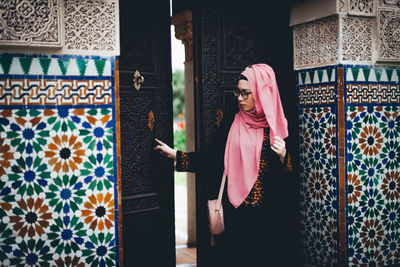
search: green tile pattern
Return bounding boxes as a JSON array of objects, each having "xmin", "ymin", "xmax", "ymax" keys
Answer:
[
  {"xmin": 346, "ymin": 66, "xmax": 400, "ymax": 82},
  {"xmin": 0, "ymin": 56, "xmax": 111, "ymax": 77}
]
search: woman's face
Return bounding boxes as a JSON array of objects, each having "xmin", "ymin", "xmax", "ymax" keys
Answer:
[{"xmin": 236, "ymin": 79, "xmax": 255, "ymax": 112}]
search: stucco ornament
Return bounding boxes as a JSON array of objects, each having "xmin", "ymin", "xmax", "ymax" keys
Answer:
[{"xmin": 0, "ymin": 0, "xmax": 62, "ymax": 46}]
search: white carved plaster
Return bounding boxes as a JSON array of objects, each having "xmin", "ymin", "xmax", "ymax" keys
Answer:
[
  {"xmin": 294, "ymin": 16, "xmax": 339, "ymax": 70},
  {"xmin": 338, "ymin": 0, "xmax": 349, "ymax": 13},
  {"xmin": 63, "ymin": 0, "xmax": 120, "ymax": 56},
  {"xmin": 0, "ymin": 0, "xmax": 119, "ymax": 56},
  {"xmin": 348, "ymin": 0, "xmax": 376, "ymax": 16},
  {"xmin": 341, "ymin": 16, "xmax": 373, "ymax": 63},
  {"xmin": 378, "ymin": 8, "xmax": 400, "ymax": 61},
  {"xmin": 378, "ymin": 0, "xmax": 400, "ymax": 8},
  {"xmin": 0, "ymin": 0, "xmax": 63, "ymax": 47}
]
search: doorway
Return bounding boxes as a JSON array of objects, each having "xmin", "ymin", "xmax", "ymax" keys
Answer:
[{"xmin": 170, "ymin": 18, "xmax": 197, "ymax": 265}]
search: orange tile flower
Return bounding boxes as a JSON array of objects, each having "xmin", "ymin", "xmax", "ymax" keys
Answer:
[
  {"xmin": 382, "ymin": 171, "xmax": 400, "ymax": 200},
  {"xmin": 0, "ymin": 137, "xmax": 13, "ymax": 176},
  {"xmin": 55, "ymin": 255, "xmax": 85, "ymax": 267},
  {"xmin": 81, "ymin": 192, "xmax": 114, "ymax": 231},
  {"xmin": 45, "ymin": 135, "xmax": 85, "ymax": 173},
  {"xmin": 360, "ymin": 219, "xmax": 384, "ymax": 249},
  {"xmin": 359, "ymin": 126, "xmax": 384, "ymax": 156},
  {"xmin": 9, "ymin": 198, "xmax": 52, "ymax": 238},
  {"xmin": 308, "ymin": 171, "xmax": 328, "ymax": 201},
  {"xmin": 347, "ymin": 173, "xmax": 362, "ymax": 204},
  {"xmin": 300, "ymin": 127, "xmax": 310, "ymax": 154},
  {"xmin": 324, "ymin": 126, "xmax": 336, "ymax": 156}
]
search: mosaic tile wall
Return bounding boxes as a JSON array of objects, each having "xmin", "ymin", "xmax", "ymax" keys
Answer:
[
  {"xmin": 0, "ymin": 54, "xmax": 119, "ymax": 266},
  {"xmin": 298, "ymin": 65, "xmax": 400, "ymax": 266},
  {"xmin": 345, "ymin": 65, "xmax": 400, "ymax": 266},
  {"xmin": 298, "ymin": 66, "xmax": 339, "ymax": 266}
]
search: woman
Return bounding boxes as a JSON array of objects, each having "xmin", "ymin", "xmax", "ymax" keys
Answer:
[{"xmin": 155, "ymin": 64, "xmax": 300, "ymax": 266}]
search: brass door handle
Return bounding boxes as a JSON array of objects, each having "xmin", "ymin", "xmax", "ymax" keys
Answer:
[{"xmin": 133, "ymin": 70, "xmax": 144, "ymax": 91}]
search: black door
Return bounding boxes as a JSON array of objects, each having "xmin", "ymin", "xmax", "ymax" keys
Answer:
[
  {"xmin": 193, "ymin": 1, "xmax": 297, "ymax": 265},
  {"xmin": 119, "ymin": 1, "xmax": 175, "ymax": 266}
]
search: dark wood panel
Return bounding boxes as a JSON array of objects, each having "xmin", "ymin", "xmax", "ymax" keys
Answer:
[
  {"xmin": 119, "ymin": 0, "xmax": 175, "ymax": 266},
  {"xmin": 120, "ymin": 92, "xmax": 156, "ymax": 196}
]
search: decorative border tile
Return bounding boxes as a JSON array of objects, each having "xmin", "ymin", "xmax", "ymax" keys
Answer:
[
  {"xmin": 298, "ymin": 67, "xmax": 336, "ymax": 85},
  {"xmin": 345, "ymin": 66, "xmax": 400, "ymax": 82},
  {"xmin": 0, "ymin": 79, "xmax": 112, "ymax": 105},
  {"xmin": 0, "ymin": 55, "xmax": 112, "ymax": 77},
  {"xmin": 299, "ymin": 85, "xmax": 336, "ymax": 106},
  {"xmin": 346, "ymin": 84, "xmax": 400, "ymax": 103}
]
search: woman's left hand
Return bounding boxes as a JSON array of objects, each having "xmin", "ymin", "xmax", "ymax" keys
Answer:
[{"xmin": 271, "ymin": 136, "xmax": 286, "ymax": 164}]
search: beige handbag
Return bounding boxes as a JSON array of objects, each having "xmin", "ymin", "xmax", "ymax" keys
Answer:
[{"xmin": 207, "ymin": 171, "xmax": 227, "ymax": 245}]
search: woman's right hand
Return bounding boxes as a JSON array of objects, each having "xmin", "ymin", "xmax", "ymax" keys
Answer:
[{"xmin": 154, "ymin": 138, "xmax": 177, "ymax": 160}]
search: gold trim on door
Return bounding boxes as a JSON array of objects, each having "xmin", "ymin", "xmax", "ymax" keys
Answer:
[{"xmin": 148, "ymin": 110, "xmax": 155, "ymax": 131}]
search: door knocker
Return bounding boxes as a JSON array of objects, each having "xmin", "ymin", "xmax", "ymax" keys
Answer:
[{"xmin": 133, "ymin": 70, "xmax": 144, "ymax": 91}]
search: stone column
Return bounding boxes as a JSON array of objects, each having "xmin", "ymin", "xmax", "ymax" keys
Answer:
[
  {"xmin": 172, "ymin": 10, "xmax": 196, "ymax": 246},
  {"xmin": 291, "ymin": 0, "xmax": 400, "ymax": 266}
]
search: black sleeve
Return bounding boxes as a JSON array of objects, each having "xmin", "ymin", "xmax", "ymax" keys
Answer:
[{"xmin": 175, "ymin": 113, "xmax": 234, "ymax": 174}]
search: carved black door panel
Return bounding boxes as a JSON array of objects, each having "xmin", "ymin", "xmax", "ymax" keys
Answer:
[
  {"xmin": 119, "ymin": 1, "xmax": 175, "ymax": 266},
  {"xmin": 193, "ymin": 1, "xmax": 296, "ymax": 265}
]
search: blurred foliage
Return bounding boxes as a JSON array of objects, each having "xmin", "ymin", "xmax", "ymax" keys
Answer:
[
  {"xmin": 174, "ymin": 128, "xmax": 186, "ymax": 151},
  {"xmin": 173, "ymin": 69, "xmax": 186, "ymax": 151},
  {"xmin": 173, "ymin": 69, "xmax": 185, "ymax": 119}
]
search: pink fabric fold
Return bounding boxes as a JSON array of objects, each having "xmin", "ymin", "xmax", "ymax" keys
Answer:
[{"xmin": 224, "ymin": 64, "xmax": 288, "ymax": 208}]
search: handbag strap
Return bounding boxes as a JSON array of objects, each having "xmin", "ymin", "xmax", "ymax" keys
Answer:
[{"xmin": 216, "ymin": 171, "xmax": 227, "ymax": 210}]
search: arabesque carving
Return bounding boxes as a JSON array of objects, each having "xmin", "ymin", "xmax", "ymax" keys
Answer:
[
  {"xmin": 0, "ymin": 0, "xmax": 62, "ymax": 46},
  {"xmin": 378, "ymin": 9, "xmax": 400, "ymax": 61}
]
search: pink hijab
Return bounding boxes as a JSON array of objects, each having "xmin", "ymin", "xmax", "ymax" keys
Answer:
[{"xmin": 224, "ymin": 64, "xmax": 288, "ymax": 208}]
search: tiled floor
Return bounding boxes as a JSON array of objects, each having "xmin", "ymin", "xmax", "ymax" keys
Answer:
[
  {"xmin": 175, "ymin": 185, "xmax": 197, "ymax": 266},
  {"xmin": 176, "ymin": 247, "xmax": 196, "ymax": 266}
]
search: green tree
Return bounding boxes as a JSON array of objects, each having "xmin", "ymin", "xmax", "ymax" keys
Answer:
[
  {"xmin": 172, "ymin": 69, "xmax": 184, "ymax": 119},
  {"xmin": 172, "ymin": 69, "xmax": 186, "ymax": 151}
]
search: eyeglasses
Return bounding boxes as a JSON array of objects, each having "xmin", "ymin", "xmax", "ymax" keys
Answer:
[{"xmin": 233, "ymin": 88, "xmax": 252, "ymax": 100}]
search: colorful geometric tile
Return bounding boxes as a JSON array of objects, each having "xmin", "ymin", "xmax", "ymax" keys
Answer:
[
  {"xmin": 298, "ymin": 65, "xmax": 399, "ymax": 266},
  {"xmin": 0, "ymin": 54, "xmax": 118, "ymax": 267},
  {"xmin": 299, "ymin": 106, "xmax": 338, "ymax": 266},
  {"xmin": 346, "ymin": 104, "xmax": 400, "ymax": 266}
]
